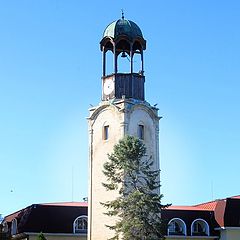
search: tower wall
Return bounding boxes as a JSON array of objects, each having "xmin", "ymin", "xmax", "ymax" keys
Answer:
[
  {"xmin": 88, "ymin": 102, "xmax": 125, "ymax": 240},
  {"xmin": 88, "ymin": 100, "xmax": 160, "ymax": 240},
  {"xmin": 126, "ymin": 103, "xmax": 160, "ymax": 191}
]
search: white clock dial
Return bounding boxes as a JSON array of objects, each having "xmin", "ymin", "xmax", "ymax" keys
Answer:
[{"xmin": 103, "ymin": 79, "xmax": 114, "ymax": 95}]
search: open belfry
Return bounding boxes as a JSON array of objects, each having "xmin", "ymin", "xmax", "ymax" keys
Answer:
[{"xmin": 87, "ymin": 15, "xmax": 160, "ymax": 240}]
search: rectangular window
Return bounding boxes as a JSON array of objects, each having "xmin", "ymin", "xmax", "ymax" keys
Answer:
[
  {"xmin": 103, "ymin": 125, "xmax": 109, "ymax": 140},
  {"xmin": 138, "ymin": 124, "xmax": 144, "ymax": 140}
]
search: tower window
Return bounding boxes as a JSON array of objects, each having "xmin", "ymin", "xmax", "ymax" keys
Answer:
[
  {"xmin": 138, "ymin": 124, "xmax": 144, "ymax": 140},
  {"xmin": 103, "ymin": 125, "xmax": 109, "ymax": 140}
]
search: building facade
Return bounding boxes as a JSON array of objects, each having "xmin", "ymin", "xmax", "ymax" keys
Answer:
[
  {"xmin": 1, "ymin": 202, "xmax": 87, "ymax": 240},
  {"xmin": 3, "ymin": 196, "xmax": 240, "ymax": 239}
]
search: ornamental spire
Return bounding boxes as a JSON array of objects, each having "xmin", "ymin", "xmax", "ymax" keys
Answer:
[{"xmin": 121, "ymin": 9, "xmax": 124, "ymax": 20}]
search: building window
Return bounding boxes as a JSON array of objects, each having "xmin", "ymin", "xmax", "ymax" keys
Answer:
[
  {"xmin": 103, "ymin": 125, "xmax": 109, "ymax": 140},
  {"xmin": 138, "ymin": 124, "xmax": 144, "ymax": 140},
  {"xmin": 11, "ymin": 218, "xmax": 17, "ymax": 235},
  {"xmin": 73, "ymin": 216, "xmax": 88, "ymax": 234},
  {"xmin": 168, "ymin": 218, "xmax": 186, "ymax": 236},
  {"xmin": 191, "ymin": 219, "xmax": 209, "ymax": 236}
]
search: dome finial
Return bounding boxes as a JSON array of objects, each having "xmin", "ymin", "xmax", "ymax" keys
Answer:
[{"xmin": 121, "ymin": 9, "xmax": 124, "ymax": 20}]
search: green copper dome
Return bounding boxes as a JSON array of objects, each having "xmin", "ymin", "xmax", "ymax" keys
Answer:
[{"xmin": 103, "ymin": 18, "xmax": 143, "ymax": 40}]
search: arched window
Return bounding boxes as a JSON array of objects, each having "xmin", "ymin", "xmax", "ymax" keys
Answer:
[
  {"xmin": 11, "ymin": 218, "xmax": 17, "ymax": 235},
  {"xmin": 168, "ymin": 218, "xmax": 186, "ymax": 236},
  {"xmin": 132, "ymin": 51, "xmax": 142, "ymax": 74},
  {"xmin": 73, "ymin": 216, "xmax": 88, "ymax": 234},
  {"xmin": 105, "ymin": 49, "xmax": 114, "ymax": 76},
  {"xmin": 191, "ymin": 219, "xmax": 209, "ymax": 236}
]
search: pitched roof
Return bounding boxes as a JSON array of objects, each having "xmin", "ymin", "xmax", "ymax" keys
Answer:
[
  {"xmin": 3, "ymin": 202, "xmax": 88, "ymax": 234},
  {"xmin": 167, "ymin": 196, "xmax": 240, "ymax": 228},
  {"xmin": 4, "ymin": 210, "xmax": 22, "ymax": 222},
  {"xmin": 194, "ymin": 199, "xmax": 219, "ymax": 210},
  {"xmin": 168, "ymin": 195, "xmax": 240, "ymax": 212},
  {"xmin": 167, "ymin": 205, "xmax": 213, "ymax": 211},
  {"xmin": 4, "ymin": 202, "xmax": 87, "ymax": 222},
  {"xmin": 230, "ymin": 195, "xmax": 240, "ymax": 199}
]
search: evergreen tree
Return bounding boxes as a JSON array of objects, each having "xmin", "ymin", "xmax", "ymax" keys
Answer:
[
  {"xmin": 102, "ymin": 135, "xmax": 169, "ymax": 240},
  {"xmin": 37, "ymin": 232, "xmax": 47, "ymax": 240}
]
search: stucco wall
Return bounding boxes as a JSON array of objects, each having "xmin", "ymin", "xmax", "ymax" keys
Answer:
[
  {"xmin": 219, "ymin": 228, "xmax": 240, "ymax": 240},
  {"xmin": 126, "ymin": 103, "xmax": 160, "ymax": 191},
  {"xmin": 88, "ymin": 100, "xmax": 160, "ymax": 240},
  {"xmin": 165, "ymin": 237, "xmax": 217, "ymax": 240},
  {"xmin": 28, "ymin": 234, "xmax": 86, "ymax": 240},
  {"xmin": 88, "ymin": 102, "xmax": 125, "ymax": 240}
]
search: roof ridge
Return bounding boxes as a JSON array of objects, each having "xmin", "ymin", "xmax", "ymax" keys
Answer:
[
  {"xmin": 39, "ymin": 201, "xmax": 84, "ymax": 205},
  {"xmin": 228, "ymin": 194, "xmax": 240, "ymax": 199},
  {"xmin": 194, "ymin": 198, "xmax": 223, "ymax": 207},
  {"xmin": 39, "ymin": 201, "xmax": 88, "ymax": 207}
]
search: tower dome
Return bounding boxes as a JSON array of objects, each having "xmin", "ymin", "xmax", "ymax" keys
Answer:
[
  {"xmin": 103, "ymin": 19, "xmax": 144, "ymax": 40},
  {"xmin": 100, "ymin": 16, "xmax": 146, "ymax": 51}
]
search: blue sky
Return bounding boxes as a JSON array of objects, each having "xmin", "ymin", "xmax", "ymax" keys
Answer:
[{"xmin": 0, "ymin": 0, "xmax": 240, "ymax": 216}]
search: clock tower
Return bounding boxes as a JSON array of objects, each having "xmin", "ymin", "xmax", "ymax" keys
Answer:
[
  {"xmin": 101, "ymin": 15, "xmax": 146, "ymax": 101},
  {"xmin": 88, "ymin": 16, "xmax": 160, "ymax": 240}
]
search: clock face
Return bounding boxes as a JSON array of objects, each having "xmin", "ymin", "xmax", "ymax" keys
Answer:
[{"xmin": 103, "ymin": 79, "xmax": 114, "ymax": 95}]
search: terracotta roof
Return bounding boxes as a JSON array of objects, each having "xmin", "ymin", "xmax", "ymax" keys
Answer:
[
  {"xmin": 167, "ymin": 198, "xmax": 226, "ymax": 212},
  {"xmin": 167, "ymin": 205, "xmax": 213, "ymax": 211},
  {"xmin": 166, "ymin": 197, "xmax": 240, "ymax": 228},
  {"xmin": 4, "ymin": 210, "xmax": 22, "ymax": 222},
  {"xmin": 192, "ymin": 195, "xmax": 240, "ymax": 211},
  {"xmin": 194, "ymin": 200, "xmax": 219, "ymax": 210}
]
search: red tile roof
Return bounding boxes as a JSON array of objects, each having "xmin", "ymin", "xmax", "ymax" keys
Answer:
[
  {"xmin": 167, "ymin": 205, "xmax": 213, "ymax": 211},
  {"xmin": 168, "ymin": 198, "xmax": 228, "ymax": 212},
  {"xmin": 166, "ymin": 197, "xmax": 240, "ymax": 227},
  {"xmin": 194, "ymin": 200, "xmax": 219, "ymax": 211},
  {"xmin": 168, "ymin": 195, "xmax": 240, "ymax": 213},
  {"xmin": 4, "ymin": 210, "xmax": 22, "ymax": 222}
]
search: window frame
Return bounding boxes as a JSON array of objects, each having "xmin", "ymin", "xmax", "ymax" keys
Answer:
[
  {"xmin": 73, "ymin": 215, "xmax": 88, "ymax": 234},
  {"xmin": 138, "ymin": 124, "xmax": 144, "ymax": 140},
  {"xmin": 168, "ymin": 218, "xmax": 187, "ymax": 236},
  {"xmin": 103, "ymin": 125, "xmax": 109, "ymax": 140},
  {"xmin": 191, "ymin": 218, "xmax": 209, "ymax": 236}
]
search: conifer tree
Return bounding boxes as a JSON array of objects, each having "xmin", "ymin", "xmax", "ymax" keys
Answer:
[{"xmin": 102, "ymin": 135, "xmax": 169, "ymax": 240}]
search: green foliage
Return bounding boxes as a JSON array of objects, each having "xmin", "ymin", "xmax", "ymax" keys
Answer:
[
  {"xmin": 102, "ymin": 135, "xmax": 169, "ymax": 240},
  {"xmin": 37, "ymin": 232, "xmax": 47, "ymax": 240}
]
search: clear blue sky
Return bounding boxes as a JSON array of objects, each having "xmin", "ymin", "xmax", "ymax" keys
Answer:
[{"xmin": 1, "ymin": 0, "xmax": 240, "ymax": 216}]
